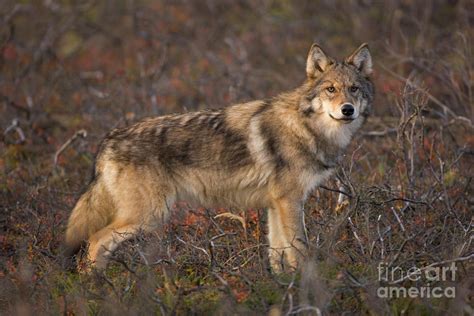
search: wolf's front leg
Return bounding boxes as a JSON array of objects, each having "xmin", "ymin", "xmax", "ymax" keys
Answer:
[
  {"xmin": 267, "ymin": 207, "xmax": 286, "ymax": 273},
  {"xmin": 268, "ymin": 198, "xmax": 308, "ymax": 272}
]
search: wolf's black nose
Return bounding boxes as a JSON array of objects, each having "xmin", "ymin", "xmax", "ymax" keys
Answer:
[{"xmin": 341, "ymin": 104, "xmax": 354, "ymax": 116}]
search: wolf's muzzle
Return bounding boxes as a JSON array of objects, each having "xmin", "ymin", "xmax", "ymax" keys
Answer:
[{"xmin": 341, "ymin": 103, "xmax": 354, "ymax": 117}]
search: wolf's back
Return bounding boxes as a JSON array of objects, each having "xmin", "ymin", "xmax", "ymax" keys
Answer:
[{"xmin": 63, "ymin": 177, "xmax": 113, "ymax": 256}]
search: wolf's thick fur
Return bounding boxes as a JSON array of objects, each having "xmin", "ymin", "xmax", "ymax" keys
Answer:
[{"xmin": 64, "ymin": 43, "xmax": 374, "ymax": 272}]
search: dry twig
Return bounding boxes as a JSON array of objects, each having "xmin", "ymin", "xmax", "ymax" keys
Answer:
[{"xmin": 53, "ymin": 129, "xmax": 87, "ymax": 166}]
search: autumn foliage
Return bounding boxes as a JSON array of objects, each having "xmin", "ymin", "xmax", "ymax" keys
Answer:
[{"xmin": 0, "ymin": 1, "xmax": 472, "ymax": 315}]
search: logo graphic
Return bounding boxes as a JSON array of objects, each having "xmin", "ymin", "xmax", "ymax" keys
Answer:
[{"xmin": 377, "ymin": 262, "xmax": 457, "ymax": 298}]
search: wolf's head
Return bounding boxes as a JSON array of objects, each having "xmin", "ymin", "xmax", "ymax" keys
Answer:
[{"xmin": 300, "ymin": 43, "xmax": 374, "ymax": 146}]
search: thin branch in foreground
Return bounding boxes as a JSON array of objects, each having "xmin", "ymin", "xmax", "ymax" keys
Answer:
[
  {"xmin": 362, "ymin": 128, "xmax": 397, "ymax": 137},
  {"xmin": 214, "ymin": 212, "xmax": 246, "ymax": 231},
  {"xmin": 348, "ymin": 217, "xmax": 365, "ymax": 255},
  {"xmin": 391, "ymin": 207, "xmax": 406, "ymax": 232},
  {"xmin": 3, "ymin": 118, "xmax": 26, "ymax": 144},
  {"xmin": 319, "ymin": 185, "xmax": 352, "ymax": 198},
  {"xmin": 53, "ymin": 129, "xmax": 87, "ymax": 166}
]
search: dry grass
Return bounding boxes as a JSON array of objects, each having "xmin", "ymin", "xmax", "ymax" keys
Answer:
[{"xmin": 1, "ymin": 1, "xmax": 472, "ymax": 315}]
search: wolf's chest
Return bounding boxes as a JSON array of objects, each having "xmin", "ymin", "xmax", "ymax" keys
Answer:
[{"xmin": 298, "ymin": 167, "xmax": 335, "ymax": 201}]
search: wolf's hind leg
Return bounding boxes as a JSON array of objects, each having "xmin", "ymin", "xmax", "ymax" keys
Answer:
[
  {"xmin": 87, "ymin": 220, "xmax": 144, "ymax": 269},
  {"xmin": 86, "ymin": 164, "xmax": 173, "ymax": 269},
  {"xmin": 86, "ymin": 199, "xmax": 171, "ymax": 269}
]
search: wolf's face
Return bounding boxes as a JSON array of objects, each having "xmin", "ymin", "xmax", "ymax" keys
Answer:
[
  {"xmin": 315, "ymin": 64, "xmax": 371, "ymax": 123},
  {"xmin": 306, "ymin": 44, "xmax": 373, "ymax": 123},
  {"xmin": 301, "ymin": 43, "xmax": 374, "ymax": 146}
]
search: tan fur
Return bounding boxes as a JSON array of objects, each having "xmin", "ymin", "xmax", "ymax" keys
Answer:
[{"xmin": 64, "ymin": 43, "xmax": 374, "ymax": 272}]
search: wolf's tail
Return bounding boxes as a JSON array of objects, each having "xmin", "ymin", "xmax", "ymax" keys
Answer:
[{"xmin": 63, "ymin": 178, "xmax": 113, "ymax": 257}]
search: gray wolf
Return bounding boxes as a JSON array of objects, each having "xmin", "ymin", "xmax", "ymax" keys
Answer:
[{"xmin": 64, "ymin": 43, "xmax": 374, "ymax": 272}]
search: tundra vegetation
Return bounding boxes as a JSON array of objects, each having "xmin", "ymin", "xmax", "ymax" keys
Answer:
[{"xmin": 0, "ymin": 1, "xmax": 472, "ymax": 315}]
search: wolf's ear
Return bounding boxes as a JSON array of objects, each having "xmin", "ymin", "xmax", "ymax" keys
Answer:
[
  {"xmin": 306, "ymin": 44, "xmax": 333, "ymax": 78},
  {"xmin": 346, "ymin": 43, "xmax": 372, "ymax": 76}
]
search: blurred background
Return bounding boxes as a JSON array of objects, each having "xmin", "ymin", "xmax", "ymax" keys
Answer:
[
  {"xmin": 0, "ymin": 1, "xmax": 472, "ymax": 315},
  {"xmin": 1, "ymin": 1, "xmax": 471, "ymax": 136}
]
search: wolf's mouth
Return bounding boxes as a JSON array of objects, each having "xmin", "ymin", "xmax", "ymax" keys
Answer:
[{"xmin": 329, "ymin": 114, "xmax": 354, "ymax": 123}]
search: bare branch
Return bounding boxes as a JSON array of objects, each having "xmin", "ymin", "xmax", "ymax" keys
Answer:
[
  {"xmin": 378, "ymin": 62, "xmax": 473, "ymax": 128},
  {"xmin": 3, "ymin": 118, "xmax": 26, "ymax": 144},
  {"xmin": 53, "ymin": 129, "xmax": 87, "ymax": 166}
]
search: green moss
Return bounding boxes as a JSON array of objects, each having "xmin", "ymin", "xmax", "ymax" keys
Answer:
[
  {"xmin": 390, "ymin": 297, "xmax": 434, "ymax": 316},
  {"xmin": 3, "ymin": 145, "xmax": 30, "ymax": 170},
  {"xmin": 52, "ymin": 271, "xmax": 82, "ymax": 298},
  {"xmin": 178, "ymin": 288, "xmax": 223, "ymax": 314},
  {"xmin": 244, "ymin": 280, "xmax": 283, "ymax": 311},
  {"xmin": 378, "ymin": 161, "xmax": 386, "ymax": 177},
  {"xmin": 317, "ymin": 261, "xmax": 341, "ymax": 281}
]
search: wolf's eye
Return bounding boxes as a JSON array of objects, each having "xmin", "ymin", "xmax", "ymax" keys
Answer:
[
  {"xmin": 350, "ymin": 86, "xmax": 359, "ymax": 92},
  {"xmin": 327, "ymin": 87, "xmax": 335, "ymax": 93}
]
